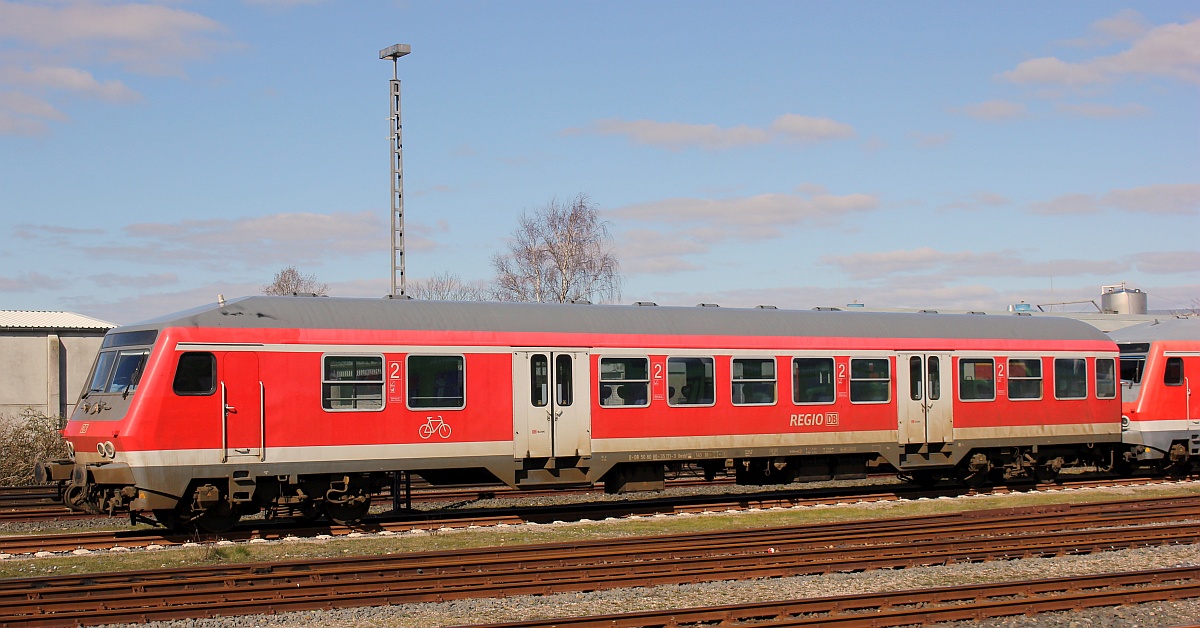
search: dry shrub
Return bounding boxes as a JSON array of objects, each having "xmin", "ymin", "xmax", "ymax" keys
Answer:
[{"xmin": 0, "ymin": 409, "xmax": 69, "ymax": 486}]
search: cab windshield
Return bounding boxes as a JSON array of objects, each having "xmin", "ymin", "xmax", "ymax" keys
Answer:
[
  {"xmin": 83, "ymin": 329, "xmax": 158, "ymax": 398},
  {"xmin": 87, "ymin": 349, "xmax": 150, "ymax": 395}
]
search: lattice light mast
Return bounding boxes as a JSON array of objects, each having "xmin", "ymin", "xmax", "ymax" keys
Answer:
[{"xmin": 380, "ymin": 44, "xmax": 411, "ymax": 297}]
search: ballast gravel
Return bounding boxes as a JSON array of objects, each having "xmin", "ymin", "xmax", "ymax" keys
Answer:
[
  {"xmin": 102, "ymin": 543, "xmax": 1200, "ymax": 628},
  {"xmin": 15, "ymin": 477, "xmax": 1200, "ymax": 628}
]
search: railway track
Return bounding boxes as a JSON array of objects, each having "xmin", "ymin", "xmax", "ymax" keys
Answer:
[
  {"xmin": 469, "ymin": 566, "xmax": 1200, "ymax": 627},
  {"xmin": 0, "ymin": 474, "xmax": 735, "ymax": 523},
  {"xmin": 4, "ymin": 494, "xmax": 1200, "ymax": 626},
  {"xmin": 0, "ymin": 476, "xmax": 1187, "ymax": 555}
]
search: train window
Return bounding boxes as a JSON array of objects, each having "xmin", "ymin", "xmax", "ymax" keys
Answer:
[
  {"xmin": 87, "ymin": 351, "xmax": 117, "ymax": 394},
  {"xmin": 599, "ymin": 357, "xmax": 649, "ymax": 407},
  {"xmin": 1164, "ymin": 357, "xmax": 1184, "ymax": 386},
  {"xmin": 849, "ymin": 358, "xmax": 889, "ymax": 403},
  {"xmin": 959, "ymin": 358, "xmax": 995, "ymax": 401},
  {"xmin": 531, "ymin": 355, "xmax": 548, "ymax": 407},
  {"xmin": 173, "ymin": 352, "xmax": 216, "ymax": 395},
  {"xmin": 324, "ymin": 355, "xmax": 384, "ymax": 411},
  {"xmin": 1007, "ymin": 358, "xmax": 1042, "ymax": 400},
  {"xmin": 793, "ymin": 358, "xmax": 835, "ymax": 404},
  {"xmin": 733, "ymin": 358, "xmax": 776, "ymax": 405},
  {"xmin": 555, "ymin": 354, "xmax": 574, "ymax": 407},
  {"xmin": 1054, "ymin": 358, "xmax": 1087, "ymax": 399},
  {"xmin": 1120, "ymin": 356, "xmax": 1146, "ymax": 384},
  {"xmin": 407, "ymin": 355, "xmax": 465, "ymax": 409},
  {"xmin": 908, "ymin": 357, "xmax": 923, "ymax": 401},
  {"xmin": 667, "ymin": 357, "xmax": 715, "ymax": 406},
  {"xmin": 927, "ymin": 356, "xmax": 941, "ymax": 401},
  {"xmin": 106, "ymin": 350, "xmax": 149, "ymax": 394},
  {"xmin": 1096, "ymin": 358, "xmax": 1117, "ymax": 399}
]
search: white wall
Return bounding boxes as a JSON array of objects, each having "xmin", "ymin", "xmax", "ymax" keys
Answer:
[{"xmin": 0, "ymin": 331, "xmax": 106, "ymax": 419}]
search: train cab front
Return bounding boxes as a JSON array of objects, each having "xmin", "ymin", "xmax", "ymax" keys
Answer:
[{"xmin": 42, "ymin": 328, "xmax": 159, "ymax": 516}]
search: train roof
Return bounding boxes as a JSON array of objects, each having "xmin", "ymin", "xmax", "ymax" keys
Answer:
[
  {"xmin": 114, "ymin": 296, "xmax": 1113, "ymax": 344},
  {"xmin": 1108, "ymin": 317, "xmax": 1200, "ymax": 343}
]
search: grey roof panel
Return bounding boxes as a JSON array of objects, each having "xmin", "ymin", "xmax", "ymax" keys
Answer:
[
  {"xmin": 1108, "ymin": 317, "xmax": 1200, "ymax": 343},
  {"xmin": 118, "ymin": 296, "xmax": 1112, "ymax": 344}
]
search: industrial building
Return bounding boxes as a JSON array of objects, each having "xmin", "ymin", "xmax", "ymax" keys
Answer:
[{"xmin": 0, "ymin": 311, "xmax": 115, "ymax": 419}]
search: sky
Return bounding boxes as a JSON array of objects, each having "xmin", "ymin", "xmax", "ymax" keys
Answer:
[{"xmin": 1, "ymin": 1, "xmax": 1197, "ymax": 325}]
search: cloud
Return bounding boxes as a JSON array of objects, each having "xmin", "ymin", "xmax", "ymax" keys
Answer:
[
  {"xmin": 611, "ymin": 190, "xmax": 879, "ymax": 240},
  {"xmin": 952, "ymin": 100, "xmax": 1028, "ymax": 121},
  {"xmin": 820, "ymin": 247, "xmax": 1128, "ymax": 281},
  {"xmin": 89, "ymin": 272, "xmax": 179, "ymax": 289},
  {"xmin": 1002, "ymin": 16, "xmax": 1200, "ymax": 86},
  {"xmin": 0, "ymin": 66, "xmax": 140, "ymax": 103},
  {"xmin": 1031, "ymin": 184, "xmax": 1200, "ymax": 216},
  {"xmin": 1131, "ymin": 251, "xmax": 1200, "ymax": 275},
  {"xmin": 1054, "ymin": 102, "xmax": 1148, "ymax": 118},
  {"xmin": 0, "ymin": 1, "xmax": 231, "ymax": 74},
  {"xmin": 564, "ymin": 113, "xmax": 855, "ymax": 151},
  {"xmin": 614, "ymin": 229, "xmax": 706, "ymax": 276},
  {"xmin": 0, "ymin": 1, "xmax": 235, "ymax": 135},
  {"xmin": 0, "ymin": 271, "xmax": 69, "ymax": 292},
  {"xmin": 1061, "ymin": 10, "xmax": 1151, "ymax": 48},
  {"xmin": 908, "ymin": 131, "xmax": 953, "ymax": 147},
  {"xmin": 608, "ymin": 189, "xmax": 879, "ymax": 277},
  {"xmin": 769, "ymin": 114, "xmax": 856, "ymax": 143},
  {"xmin": 939, "ymin": 192, "xmax": 1011, "ymax": 212}
]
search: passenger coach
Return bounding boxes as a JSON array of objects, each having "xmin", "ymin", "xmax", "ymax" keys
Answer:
[{"xmin": 43, "ymin": 296, "xmax": 1122, "ymax": 531}]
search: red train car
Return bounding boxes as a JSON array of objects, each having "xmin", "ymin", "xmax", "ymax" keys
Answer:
[
  {"xmin": 1111, "ymin": 317, "xmax": 1200, "ymax": 473},
  {"xmin": 40, "ymin": 297, "xmax": 1122, "ymax": 530}
]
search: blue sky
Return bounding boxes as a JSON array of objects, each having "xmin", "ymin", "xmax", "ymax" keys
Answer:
[{"xmin": 1, "ymin": 1, "xmax": 1197, "ymax": 325}]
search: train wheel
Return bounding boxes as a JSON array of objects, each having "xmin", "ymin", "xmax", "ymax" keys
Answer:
[
  {"xmin": 153, "ymin": 508, "xmax": 183, "ymax": 531},
  {"xmin": 62, "ymin": 482, "xmax": 89, "ymax": 512},
  {"xmin": 907, "ymin": 471, "xmax": 942, "ymax": 488},
  {"xmin": 194, "ymin": 502, "xmax": 242, "ymax": 533},
  {"xmin": 323, "ymin": 495, "xmax": 371, "ymax": 525},
  {"xmin": 1034, "ymin": 465, "xmax": 1061, "ymax": 484}
]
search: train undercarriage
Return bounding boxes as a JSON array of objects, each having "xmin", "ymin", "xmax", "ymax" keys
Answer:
[{"xmin": 37, "ymin": 438, "xmax": 1194, "ymax": 534}]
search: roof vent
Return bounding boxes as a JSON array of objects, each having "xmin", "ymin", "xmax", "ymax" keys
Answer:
[
  {"xmin": 633, "ymin": 301, "xmax": 658, "ymax": 306},
  {"xmin": 755, "ymin": 305, "xmax": 778, "ymax": 310},
  {"xmin": 1013, "ymin": 312, "xmax": 1032, "ymax": 316},
  {"xmin": 813, "ymin": 307, "xmax": 842, "ymax": 312},
  {"xmin": 696, "ymin": 303, "xmax": 719, "ymax": 307},
  {"xmin": 385, "ymin": 294, "xmax": 413, "ymax": 300},
  {"xmin": 570, "ymin": 299, "xmax": 592, "ymax": 305},
  {"xmin": 918, "ymin": 309, "xmax": 938, "ymax": 314},
  {"xmin": 967, "ymin": 311, "xmax": 986, "ymax": 315}
]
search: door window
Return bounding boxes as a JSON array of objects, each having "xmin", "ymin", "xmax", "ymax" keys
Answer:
[
  {"xmin": 555, "ymin": 354, "xmax": 574, "ymax": 406},
  {"xmin": 531, "ymin": 355, "xmax": 549, "ymax": 407}
]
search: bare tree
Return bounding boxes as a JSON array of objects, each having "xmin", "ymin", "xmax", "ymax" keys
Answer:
[
  {"xmin": 407, "ymin": 271, "xmax": 489, "ymax": 301},
  {"xmin": 263, "ymin": 265, "xmax": 329, "ymax": 296},
  {"xmin": 491, "ymin": 194, "xmax": 621, "ymax": 304}
]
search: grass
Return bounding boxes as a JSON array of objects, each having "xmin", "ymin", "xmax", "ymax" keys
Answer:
[{"xmin": 2, "ymin": 481, "xmax": 1198, "ymax": 581}]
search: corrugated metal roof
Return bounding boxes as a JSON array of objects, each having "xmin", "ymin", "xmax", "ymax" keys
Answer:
[{"xmin": 0, "ymin": 311, "xmax": 116, "ymax": 330}]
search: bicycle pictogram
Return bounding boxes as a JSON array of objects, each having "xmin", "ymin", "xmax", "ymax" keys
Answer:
[{"xmin": 419, "ymin": 415, "xmax": 452, "ymax": 439}]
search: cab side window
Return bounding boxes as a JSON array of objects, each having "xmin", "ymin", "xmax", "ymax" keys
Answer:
[
  {"xmin": 1164, "ymin": 357, "xmax": 1184, "ymax": 386},
  {"xmin": 173, "ymin": 352, "xmax": 216, "ymax": 395}
]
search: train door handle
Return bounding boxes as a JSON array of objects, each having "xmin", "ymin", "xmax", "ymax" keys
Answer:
[{"xmin": 225, "ymin": 405, "xmax": 237, "ymax": 414}]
